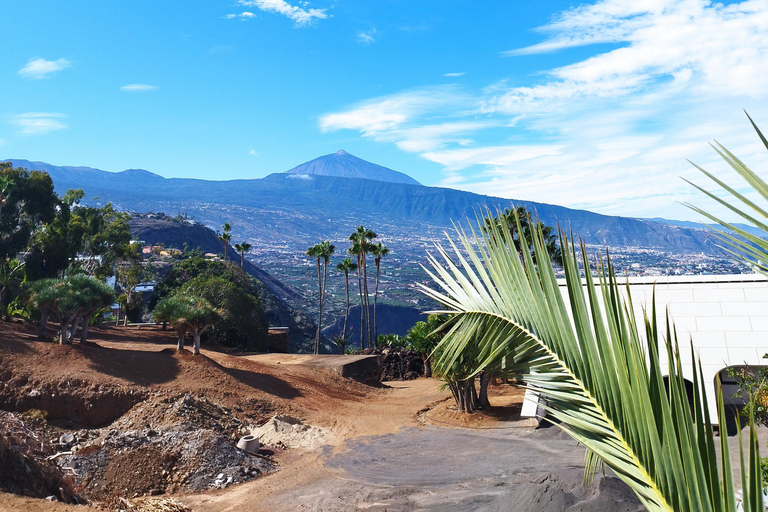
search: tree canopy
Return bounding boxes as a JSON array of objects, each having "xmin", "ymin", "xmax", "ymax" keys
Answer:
[{"xmin": 151, "ymin": 255, "xmax": 268, "ymax": 351}]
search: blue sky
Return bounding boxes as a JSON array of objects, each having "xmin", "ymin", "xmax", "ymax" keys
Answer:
[{"xmin": 2, "ymin": 0, "xmax": 767, "ymax": 220}]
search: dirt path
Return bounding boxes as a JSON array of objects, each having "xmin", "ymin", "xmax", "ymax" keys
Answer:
[{"xmin": 178, "ymin": 379, "xmax": 643, "ymax": 512}]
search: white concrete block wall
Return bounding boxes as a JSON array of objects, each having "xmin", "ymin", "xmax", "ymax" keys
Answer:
[{"xmin": 557, "ymin": 273, "xmax": 768, "ymax": 424}]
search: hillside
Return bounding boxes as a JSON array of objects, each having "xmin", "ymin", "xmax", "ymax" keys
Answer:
[
  {"xmin": 128, "ymin": 215, "xmax": 319, "ymax": 353},
  {"xmin": 322, "ymin": 304, "xmax": 425, "ymax": 344}
]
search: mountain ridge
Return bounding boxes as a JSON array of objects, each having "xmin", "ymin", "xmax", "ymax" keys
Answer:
[{"xmin": 3, "ymin": 157, "xmax": 718, "ymax": 253}]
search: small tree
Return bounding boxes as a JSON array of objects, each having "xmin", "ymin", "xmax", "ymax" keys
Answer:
[
  {"xmin": 234, "ymin": 242, "xmax": 252, "ymax": 269},
  {"xmin": 182, "ymin": 296, "xmax": 220, "ymax": 355},
  {"xmin": 154, "ymin": 295, "xmax": 219, "ymax": 354},
  {"xmin": 25, "ymin": 275, "xmax": 114, "ymax": 344},
  {"xmin": 406, "ymin": 314, "xmax": 447, "ymax": 378},
  {"xmin": 154, "ymin": 296, "xmax": 190, "ymax": 350}
]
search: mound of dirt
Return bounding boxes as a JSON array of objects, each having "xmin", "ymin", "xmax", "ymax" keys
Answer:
[
  {"xmin": 253, "ymin": 415, "xmax": 330, "ymax": 450},
  {"xmin": 58, "ymin": 393, "xmax": 274, "ymax": 500},
  {"xmin": 357, "ymin": 347, "xmax": 425, "ymax": 380},
  {"xmin": 0, "ymin": 411, "xmax": 74, "ymax": 502},
  {"xmin": 0, "ymin": 322, "xmax": 378, "ymax": 507}
]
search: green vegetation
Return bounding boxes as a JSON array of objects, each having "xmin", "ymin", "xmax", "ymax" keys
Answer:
[
  {"xmin": 234, "ymin": 241, "xmax": 252, "ymax": 268},
  {"xmin": 349, "ymin": 225, "xmax": 377, "ymax": 349},
  {"xmin": 24, "ymin": 275, "xmax": 114, "ymax": 344},
  {"xmin": 421, "ymin": 207, "xmax": 764, "ymax": 511},
  {"xmin": 150, "ymin": 255, "xmax": 269, "ymax": 352},
  {"xmin": 483, "ymin": 205, "xmax": 562, "ymax": 266},
  {"xmin": 153, "ymin": 294, "xmax": 221, "ymax": 354}
]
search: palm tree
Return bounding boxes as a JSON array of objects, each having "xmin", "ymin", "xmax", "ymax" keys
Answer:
[
  {"xmin": 336, "ymin": 257, "xmax": 358, "ymax": 346},
  {"xmin": 218, "ymin": 222, "xmax": 232, "ymax": 264},
  {"xmin": 484, "ymin": 205, "xmax": 562, "ymax": 266},
  {"xmin": 371, "ymin": 242, "xmax": 389, "ymax": 340},
  {"xmin": 349, "ymin": 225, "xmax": 376, "ymax": 348},
  {"xmin": 348, "ymin": 241, "xmax": 365, "ymax": 348},
  {"xmin": 306, "ymin": 243, "xmax": 322, "ymax": 351},
  {"xmin": 307, "ymin": 240, "xmax": 335, "ymax": 354},
  {"xmin": 421, "ymin": 206, "xmax": 764, "ymax": 511},
  {"xmin": 234, "ymin": 242, "xmax": 252, "ymax": 268}
]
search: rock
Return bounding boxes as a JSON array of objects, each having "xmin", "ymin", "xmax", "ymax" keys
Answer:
[{"xmin": 59, "ymin": 433, "xmax": 75, "ymax": 446}]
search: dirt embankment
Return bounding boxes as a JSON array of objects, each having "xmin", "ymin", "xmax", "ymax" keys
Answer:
[{"xmin": 0, "ymin": 322, "xmax": 376, "ymax": 509}]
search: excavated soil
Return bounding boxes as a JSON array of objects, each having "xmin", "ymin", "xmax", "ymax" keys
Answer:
[{"xmin": 0, "ymin": 322, "xmax": 376, "ymax": 509}]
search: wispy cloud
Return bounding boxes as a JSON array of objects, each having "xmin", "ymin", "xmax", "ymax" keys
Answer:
[
  {"xmin": 225, "ymin": 11, "xmax": 256, "ymax": 20},
  {"xmin": 320, "ymin": 0, "xmax": 768, "ymax": 219},
  {"xmin": 18, "ymin": 58, "xmax": 71, "ymax": 79},
  {"xmin": 357, "ymin": 29, "xmax": 376, "ymax": 44},
  {"xmin": 120, "ymin": 84, "xmax": 158, "ymax": 92},
  {"xmin": 14, "ymin": 113, "xmax": 67, "ymax": 135},
  {"xmin": 444, "ymin": 72, "xmax": 466, "ymax": 77},
  {"xmin": 237, "ymin": 0, "xmax": 327, "ymax": 26}
]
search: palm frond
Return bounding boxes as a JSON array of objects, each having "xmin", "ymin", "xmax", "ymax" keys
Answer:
[
  {"xmin": 685, "ymin": 116, "xmax": 768, "ymax": 273},
  {"xmin": 419, "ymin": 208, "xmax": 760, "ymax": 512}
]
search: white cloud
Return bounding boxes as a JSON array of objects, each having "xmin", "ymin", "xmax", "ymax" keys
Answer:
[
  {"xmin": 238, "ymin": 0, "xmax": 326, "ymax": 26},
  {"xmin": 320, "ymin": 0, "xmax": 768, "ymax": 220},
  {"xmin": 225, "ymin": 11, "xmax": 256, "ymax": 20},
  {"xmin": 18, "ymin": 58, "xmax": 71, "ymax": 79},
  {"xmin": 14, "ymin": 113, "xmax": 67, "ymax": 135},
  {"xmin": 249, "ymin": 149, "xmax": 260, "ymax": 156},
  {"xmin": 444, "ymin": 72, "xmax": 466, "ymax": 77},
  {"xmin": 357, "ymin": 29, "xmax": 376, "ymax": 44},
  {"xmin": 120, "ymin": 84, "xmax": 159, "ymax": 92}
]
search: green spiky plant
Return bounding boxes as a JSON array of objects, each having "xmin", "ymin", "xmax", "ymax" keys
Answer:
[
  {"xmin": 684, "ymin": 113, "xmax": 768, "ymax": 275},
  {"xmin": 419, "ymin": 205, "xmax": 764, "ymax": 511}
]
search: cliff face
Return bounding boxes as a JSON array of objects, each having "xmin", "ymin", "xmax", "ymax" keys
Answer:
[{"xmin": 129, "ymin": 215, "xmax": 317, "ymax": 353}]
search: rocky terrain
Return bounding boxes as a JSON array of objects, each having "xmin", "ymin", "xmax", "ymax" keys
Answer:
[{"xmin": 0, "ymin": 321, "xmax": 371, "ymax": 509}]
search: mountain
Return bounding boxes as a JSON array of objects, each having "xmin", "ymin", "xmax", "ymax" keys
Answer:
[
  {"xmin": 3, "ymin": 155, "xmax": 740, "ymax": 317},
  {"xmin": 4, "ymin": 157, "xmax": 715, "ymax": 253},
  {"xmin": 284, "ymin": 150, "xmax": 421, "ymax": 185}
]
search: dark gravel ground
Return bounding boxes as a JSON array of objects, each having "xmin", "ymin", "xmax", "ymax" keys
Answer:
[{"xmin": 265, "ymin": 424, "xmax": 645, "ymax": 511}]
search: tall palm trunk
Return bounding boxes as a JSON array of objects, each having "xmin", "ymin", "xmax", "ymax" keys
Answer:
[
  {"xmin": 314, "ymin": 256, "xmax": 322, "ymax": 354},
  {"xmin": 356, "ymin": 255, "xmax": 364, "ymax": 348},
  {"xmin": 374, "ymin": 261, "xmax": 381, "ymax": 340},
  {"xmin": 342, "ymin": 270, "xmax": 350, "ymax": 342},
  {"xmin": 318, "ymin": 258, "xmax": 329, "ymax": 354},
  {"xmin": 362, "ymin": 254, "xmax": 371, "ymax": 348},
  {"xmin": 240, "ymin": 252, "xmax": 244, "ymax": 268}
]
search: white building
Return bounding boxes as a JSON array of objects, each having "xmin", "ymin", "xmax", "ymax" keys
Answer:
[{"xmin": 524, "ymin": 273, "xmax": 768, "ymax": 430}]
